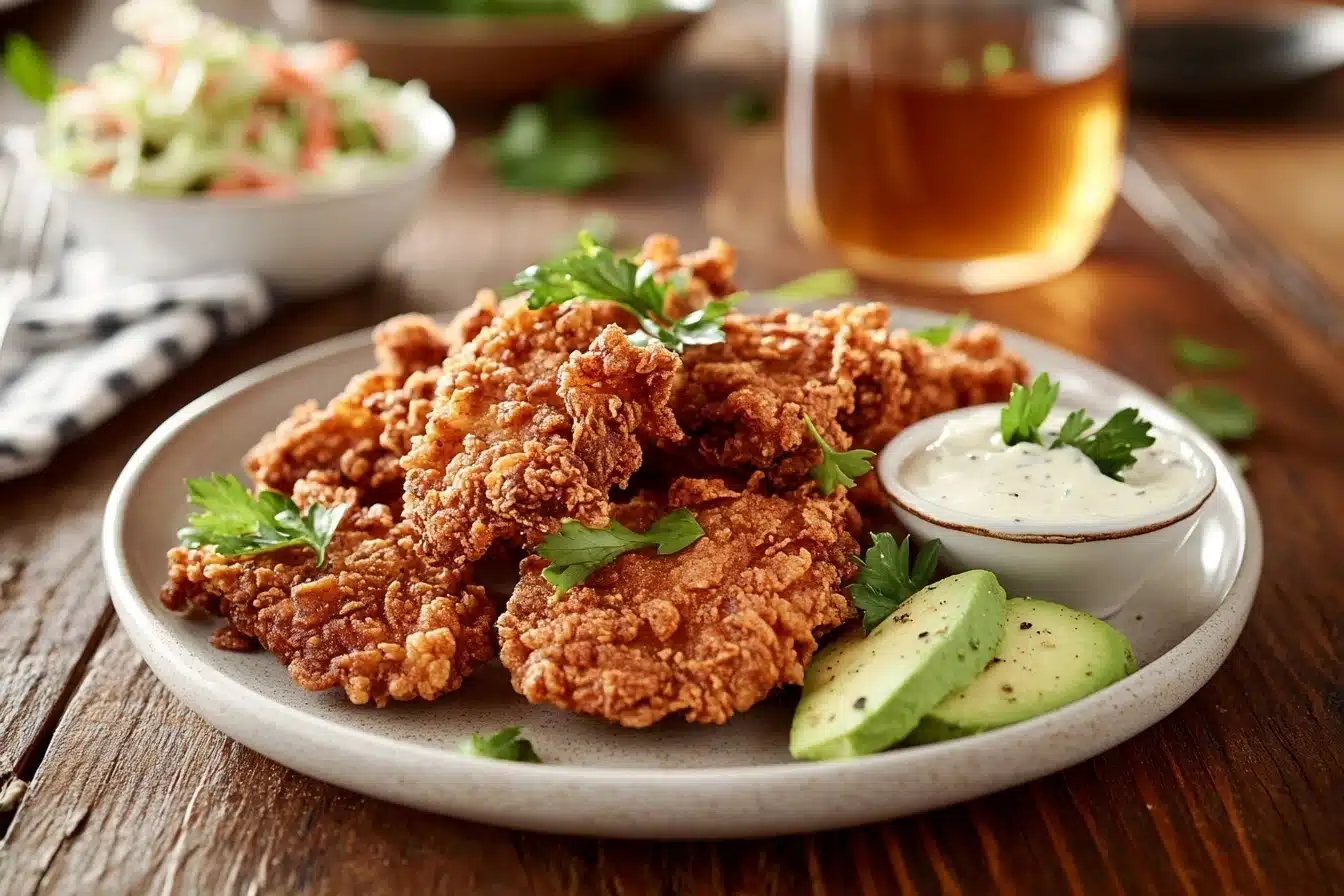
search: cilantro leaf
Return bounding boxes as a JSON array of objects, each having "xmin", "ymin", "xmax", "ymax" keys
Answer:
[
  {"xmin": 537, "ymin": 509, "xmax": 704, "ymax": 593},
  {"xmin": 849, "ymin": 533, "xmax": 942, "ymax": 633},
  {"xmin": 177, "ymin": 474, "xmax": 348, "ymax": 567},
  {"xmin": 1052, "ymin": 407, "xmax": 1155, "ymax": 480},
  {"xmin": 910, "ymin": 311, "xmax": 971, "ymax": 346},
  {"xmin": 1000, "ymin": 372, "xmax": 1060, "ymax": 446},
  {"xmin": 762, "ymin": 268, "xmax": 856, "ymax": 301},
  {"xmin": 804, "ymin": 416, "xmax": 874, "ymax": 495},
  {"xmin": 1171, "ymin": 337, "xmax": 1245, "ymax": 371},
  {"xmin": 4, "ymin": 35, "xmax": 56, "ymax": 106},
  {"xmin": 459, "ymin": 727, "xmax": 542, "ymax": 763},
  {"xmin": 1166, "ymin": 384, "xmax": 1257, "ymax": 440}
]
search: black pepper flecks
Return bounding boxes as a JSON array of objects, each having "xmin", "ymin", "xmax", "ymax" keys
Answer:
[
  {"xmin": 918, "ymin": 632, "xmax": 929, "ymax": 639},
  {"xmin": 853, "ymin": 697, "xmax": 867, "ymax": 710},
  {"xmin": 1020, "ymin": 622, "xmax": 1033, "ymax": 630}
]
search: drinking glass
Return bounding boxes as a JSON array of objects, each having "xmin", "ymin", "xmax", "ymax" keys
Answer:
[{"xmin": 785, "ymin": 0, "xmax": 1125, "ymax": 293}]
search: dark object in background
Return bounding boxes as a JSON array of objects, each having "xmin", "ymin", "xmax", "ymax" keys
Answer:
[{"xmin": 1128, "ymin": 6, "xmax": 1344, "ymax": 107}]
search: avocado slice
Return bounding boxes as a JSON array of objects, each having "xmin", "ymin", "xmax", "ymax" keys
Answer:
[
  {"xmin": 789, "ymin": 570, "xmax": 1008, "ymax": 760},
  {"xmin": 905, "ymin": 598, "xmax": 1138, "ymax": 745}
]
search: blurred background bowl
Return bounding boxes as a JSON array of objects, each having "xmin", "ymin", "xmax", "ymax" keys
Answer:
[
  {"xmin": 270, "ymin": 0, "xmax": 714, "ymax": 104},
  {"xmin": 9, "ymin": 92, "xmax": 455, "ymax": 298}
]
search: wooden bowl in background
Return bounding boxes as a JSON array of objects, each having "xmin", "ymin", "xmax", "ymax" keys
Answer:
[{"xmin": 271, "ymin": 0, "xmax": 713, "ymax": 104}]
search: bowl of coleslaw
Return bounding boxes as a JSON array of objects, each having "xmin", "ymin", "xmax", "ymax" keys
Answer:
[{"xmin": 9, "ymin": 0, "xmax": 454, "ymax": 297}]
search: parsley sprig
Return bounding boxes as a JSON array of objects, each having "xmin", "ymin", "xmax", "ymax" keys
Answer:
[
  {"xmin": 4, "ymin": 35, "xmax": 57, "ymax": 106},
  {"xmin": 510, "ymin": 233, "xmax": 855, "ymax": 353},
  {"xmin": 459, "ymin": 727, "xmax": 542, "ymax": 763},
  {"xmin": 804, "ymin": 416, "xmax": 874, "ymax": 495},
  {"xmin": 910, "ymin": 311, "xmax": 971, "ymax": 347},
  {"xmin": 1000, "ymin": 374, "xmax": 1155, "ymax": 481},
  {"xmin": 1166, "ymin": 384, "xmax": 1257, "ymax": 440},
  {"xmin": 849, "ymin": 534, "xmax": 942, "ymax": 633},
  {"xmin": 536, "ymin": 509, "xmax": 705, "ymax": 593},
  {"xmin": 177, "ymin": 474, "xmax": 348, "ymax": 568}
]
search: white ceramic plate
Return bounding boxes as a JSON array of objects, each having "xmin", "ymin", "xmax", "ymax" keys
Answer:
[{"xmin": 102, "ymin": 306, "xmax": 1262, "ymax": 839}]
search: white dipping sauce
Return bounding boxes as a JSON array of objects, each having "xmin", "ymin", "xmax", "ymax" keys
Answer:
[{"xmin": 899, "ymin": 408, "xmax": 1203, "ymax": 523}]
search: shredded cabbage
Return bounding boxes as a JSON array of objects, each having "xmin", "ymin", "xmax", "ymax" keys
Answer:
[{"xmin": 40, "ymin": 0, "xmax": 424, "ymax": 195}]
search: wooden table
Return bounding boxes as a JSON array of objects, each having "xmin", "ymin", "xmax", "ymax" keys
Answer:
[{"xmin": 2, "ymin": 2, "xmax": 1342, "ymax": 893}]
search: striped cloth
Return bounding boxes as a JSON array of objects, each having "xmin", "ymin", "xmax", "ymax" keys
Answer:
[{"xmin": 0, "ymin": 246, "xmax": 271, "ymax": 481}]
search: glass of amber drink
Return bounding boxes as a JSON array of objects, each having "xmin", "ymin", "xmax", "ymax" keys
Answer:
[{"xmin": 785, "ymin": 0, "xmax": 1125, "ymax": 293}]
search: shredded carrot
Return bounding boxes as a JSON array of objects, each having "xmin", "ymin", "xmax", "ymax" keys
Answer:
[
  {"xmin": 316, "ymin": 40, "xmax": 358, "ymax": 75},
  {"xmin": 151, "ymin": 45, "xmax": 177, "ymax": 87},
  {"xmin": 298, "ymin": 97, "xmax": 336, "ymax": 172},
  {"xmin": 86, "ymin": 158, "xmax": 115, "ymax": 178}
]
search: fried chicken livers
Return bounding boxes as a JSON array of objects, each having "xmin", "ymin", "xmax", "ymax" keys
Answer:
[
  {"xmin": 497, "ymin": 476, "xmax": 858, "ymax": 727},
  {"xmin": 161, "ymin": 504, "xmax": 495, "ymax": 706},
  {"xmin": 243, "ymin": 314, "xmax": 450, "ymax": 508},
  {"xmin": 402, "ymin": 303, "xmax": 684, "ymax": 566}
]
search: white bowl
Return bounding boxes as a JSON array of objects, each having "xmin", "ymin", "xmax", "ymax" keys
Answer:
[
  {"xmin": 8, "ymin": 93, "xmax": 454, "ymax": 299},
  {"xmin": 877, "ymin": 405, "xmax": 1219, "ymax": 618}
]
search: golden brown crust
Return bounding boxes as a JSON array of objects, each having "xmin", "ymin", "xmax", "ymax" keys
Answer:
[
  {"xmin": 161, "ymin": 506, "xmax": 494, "ymax": 706},
  {"xmin": 243, "ymin": 314, "xmax": 451, "ymax": 506},
  {"xmin": 402, "ymin": 303, "xmax": 684, "ymax": 565},
  {"xmin": 496, "ymin": 478, "xmax": 857, "ymax": 727}
]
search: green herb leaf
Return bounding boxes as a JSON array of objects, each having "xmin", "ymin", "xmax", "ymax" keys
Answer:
[
  {"xmin": 726, "ymin": 89, "xmax": 773, "ymax": 126},
  {"xmin": 177, "ymin": 474, "xmax": 347, "ymax": 567},
  {"xmin": 762, "ymin": 268, "xmax": 857, "ymax": 301},
  {"xmin": 1053, "ymin": 408, "xmax": 1155, "ymax": 481},
  {"xmin": 1166, "ymin": 384, "xmax": 1257, "ymax": 440},
  {"xmin": 910, "ymin": 311, "xmax": 972, "ymax": 346},
  {"xmin": 459, "ymin": 727, "xmax": 542, "ymax": 763},
  {"xmin": 4, "ymin": 34, "xmax": 57, "ymax": 106},
  {"xmin": 537, "ymin": 509, "xmax": 704, "ymax": 593},
  {"xmin": 1171, "ymin": 337, "xmax": 1246, "ymax": 371},
  {"xmin": 1000, "ymin": 372, "xmax": 1060, "ymax": 446},
  {"xmin": 849, "ymin": 533, "xmax": 942, "ymax": 633},
  {"xmin": 804, "ymin": 416, "xmax": 874, "ymax": 495},
  {"xmin": 514, "ymin": 230, "xmax": 669, "ymax": 314}
]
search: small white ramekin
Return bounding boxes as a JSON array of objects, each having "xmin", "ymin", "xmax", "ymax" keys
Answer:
[
  {"xmin": 877, "ymin": 405, "xmax": 1219, "ymax": 618},
  {"xmin": 8, "ymin": 91, "xmax": 453, "ymax": 299}
]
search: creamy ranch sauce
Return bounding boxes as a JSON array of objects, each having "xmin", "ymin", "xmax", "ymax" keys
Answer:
[{"xmin": 899, "ymin": 408, "xmax": 1202, "ymax": 523}]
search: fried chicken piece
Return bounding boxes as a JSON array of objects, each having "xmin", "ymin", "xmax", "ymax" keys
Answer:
[
  {"xmin": 161, "ymin": 504, "xmax": 494, "ymax": 706},
  {"xmin": 497, "ymin": 476, "xmax": 858, "ymax": 727},
  {"xmin": 243, "ymin": 314, "xmax": 450, "ymax": 507},
  {"xmin": 402, "ymin": 302, "xmax": 684, "ymax": 565},
  {"xmin": 667, "ymin": 304, "xmax": 1027, "ymax": 488},
  {"xmin": 636, "ymin": 233, "xmax": 738, "ymax": 318},
  {"xmin": 846, "ymin": 322, "xmax": 1029, "ymax": 452}
]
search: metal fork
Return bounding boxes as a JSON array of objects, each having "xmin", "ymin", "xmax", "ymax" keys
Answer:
[{"xmin": 0, "ymin": 148, "xmax": 67, "ymax": 373}]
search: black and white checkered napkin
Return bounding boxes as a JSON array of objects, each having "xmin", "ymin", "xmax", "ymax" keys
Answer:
[{"xmin": 0, "ymin": 247, "xmax": 272, "ymax": 481}]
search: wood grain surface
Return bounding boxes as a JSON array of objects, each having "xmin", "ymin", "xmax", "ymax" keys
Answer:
[{"xmin": 1, "ymin": 1, "xmax": 1342, "ymax": 894}]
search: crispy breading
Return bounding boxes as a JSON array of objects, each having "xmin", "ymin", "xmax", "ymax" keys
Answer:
[
  {"xmin": 402, "ymin": 303, "xmax": 684, "ymax": 565},
  {"xmin": 667, "ymin": 304, "xmax": 1026, "ymax": 488},
  {"xmin": 243, "ymin": 314, "xmax": 449, "ymax": 506},
  {"xmin": 497, "ymin": 477, "xmax": 857, "ymax": 727},
  {"xmin": 161, "ymin": 505, "xmax": 494, "ymax": 707}
]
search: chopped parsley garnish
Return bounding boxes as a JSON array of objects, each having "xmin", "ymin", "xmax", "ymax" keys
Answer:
[
  {"xmin": 486, "ymin": 99, "xmax": 663, "ymax": 195},
  {"xmin": 536, "ymin": 509, "xmax": 704, "ymax": 593},
  {"xmin": 1000, "ymin": 373, "xmax": 1155, "ymax": 481},
  {"xmin": 910, "ymin": 311, "xmax": 971, "ymax": 346},
  {"xmin": 1051, "ymin": 408, "xmax": 1156, "ymax": 480},
  {"xmin": 1000, "ymin": 372, "xmax": 1061, "ymax": 447},
  {"xmin": 849, "ymin": 533, "xmax": 942, "ymax": 633},
  {"xmin": 459, "ymin": 727, "xmax": 542, "ymax": 763},
  {"xmin": 510, "ymin": 232, "xmax": 854, "ymax": 352},
  {"xmin": 4, "ymin": 34, "xmax": 57, "ymax": 105},
  {"xmin": 177, "ymin": 474, "xmax": 348, "ymax": 568},
  {"xmin": 762, "ymin": 268, "xmax": 856, "ymax": 301},
  {"xmin": 1171, "ymin": 337, "xmax": 1245, "ymax": 371},
  {"xmin": 1166, "ymin": 384, "xmax": 1257, "ymax": 440},
  {"xmin": 804, "ymin": 416, "xmax": 874, "ymax": 495}
]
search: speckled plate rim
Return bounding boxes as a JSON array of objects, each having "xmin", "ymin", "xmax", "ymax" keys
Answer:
[{"xmin": 102, "ymin": 306, "xmax": 1262, "ymax": 838}]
